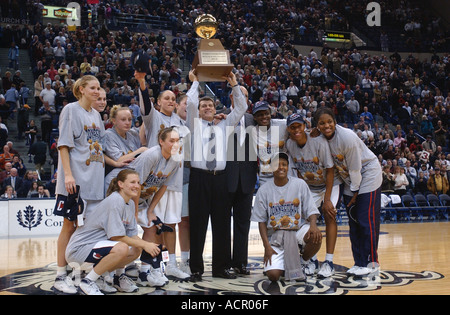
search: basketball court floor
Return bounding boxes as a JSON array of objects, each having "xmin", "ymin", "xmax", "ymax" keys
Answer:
[{"xmin": 0, "ymin": 221, "xmax": 448, "ymax": 295}]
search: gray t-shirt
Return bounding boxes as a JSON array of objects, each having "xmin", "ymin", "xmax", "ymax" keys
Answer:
[
  {"xmin": 251, "ymin": 177, "xmax": 319, "ymax": 235},
  {"xmin": 286, "ymin": 135, "xmax": 341, "ymax": 192},
  {"xmin": 104, "ymin": 127, "xmax": 141, "ymax": 161},
  {"xmin": 104, "ymin": 146, "xmax": 181, "ymax": 210},
  {"xmin": 250, "ymin": 119, "xmax": 288, "ymax": 186},
  {"xmin": 65, "ymin": 191, "xmax": 138, "ymax": 265},
  {"xmin": 324, "ymin": 124, "xmax": 382, "ymax": 195},
  {"xmin": 139, "ymin": 88, "xmax": 188, "ymax": 192},
  {"xmin": 56, "ymin": 101, "xmax": 105, "ymax": 201}
]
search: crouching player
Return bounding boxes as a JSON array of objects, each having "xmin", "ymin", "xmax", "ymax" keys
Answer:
[
  {"xmin": 251, "ymin": 153, "xmax": 322, "ymax": 282},
  {"xmin": 65, "ymin": 169, "xmax": 161, "ymax": 295}
]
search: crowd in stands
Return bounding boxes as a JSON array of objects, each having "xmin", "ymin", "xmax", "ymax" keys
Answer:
[{"xmin": 0, "ymin": 0, "xmax": 448, "ymax": 202}]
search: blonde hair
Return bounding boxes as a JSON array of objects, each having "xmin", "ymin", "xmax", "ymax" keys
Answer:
[
  {"xmin": 106, "ymin": 169, "xmax": 140, "ymax": 197},
  {"xmin": 109, "ymin": 105, "xmax": 132, "ymax": 120},
  {"xmin": 72, "ymin": 75, "xmax": 99, "ymax": 100}
]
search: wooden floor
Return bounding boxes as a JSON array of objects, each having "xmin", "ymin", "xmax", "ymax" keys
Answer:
[{"xmin": 0, "ymin": 221, "xmax": 449, "ymax": 295}]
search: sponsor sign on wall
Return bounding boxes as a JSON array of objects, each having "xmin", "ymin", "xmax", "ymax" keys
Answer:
[{"xmin": 7, "ymin": 199, "xmax": 62, "ymax": 237}]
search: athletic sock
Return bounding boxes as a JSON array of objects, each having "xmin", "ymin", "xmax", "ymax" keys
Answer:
[
  {"xmin": 140, "ymin": 264, "xmax": 150, "ymax": 273},
  {"xmin": 325, "ymin": 253, "xmax": 334, "ymax": 262},
  {"xmin": 57, "ymin": 266, "xmax": 67, "ymax": 277},
  {"xmin": 86, "ymin": 270, "xmax": 101, "ymax": 282},
  {"xmin": 169, "ymin": 254, "xmax": 177, "ymax": 266},
  {"xmin": 181, "ymin": 251, "xmax": 189, "ymax": 262}
]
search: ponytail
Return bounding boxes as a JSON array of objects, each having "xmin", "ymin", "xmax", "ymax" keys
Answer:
[{"xmin": 106, "ymin": 169, "xmax": 140, "ymax": 196}]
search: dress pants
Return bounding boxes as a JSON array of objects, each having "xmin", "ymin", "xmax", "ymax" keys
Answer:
[
  {"xmin": 228, "ymin": 180, "xmax": 253, "ymax": 268},
  {"xmin": 188, "ymin": 168, "xmax": 231, "ymax": 275}
]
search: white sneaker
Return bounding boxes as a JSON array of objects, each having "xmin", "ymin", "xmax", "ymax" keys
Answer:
[
  {"xmin": 52, "ymin": 275, "xmax": 78, "ymax": 295},
  {"xmin": 96, "ymin": 276, "xmax": 117, "ymax": 294},
  {"xmin": 165, "ymin": 264, "xmax": 190, "ymax": 280},
  {"xmin": 179, "ymin": 260, "xmax": 191, "ymax": 276},
  {"xmin": 113, "ymin": 274, "xmax": 139, "ymax": 293},
  {"xmin": 317, "ymin": 260, "xmax": 335, "ymax": 278},
  {"xmin": 346, "ymin": 265, "xmax": 359, "ymax": 275},
  {"xmin": 137, "ymin": 270, "xmax": 166, "ymax": 287},
  {"xmin": 78, "ymin": 278, "xmax": 104, "ymax": 295},
  {"xmin": 353, "ymin": 266, "xmax": 380, "ymax": 276},
  {"xmin": 152, "ymin": 267, "xmax": 169, "ymax": 285}
]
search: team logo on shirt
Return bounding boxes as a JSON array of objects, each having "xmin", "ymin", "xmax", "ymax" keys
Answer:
[
  {"xmin": 268, "ymin": 198, "xmax": 301, "ymax": 230},
  {"xmin": 292, "ymin": 156, "xmax": 324, "ymax": 185},
  {"xmin": 140, "ymin": 171, "xmax": 171, "ymax": 198},
  {"xmin": 84, "ymin": 123, "xmax": 104, "ymax": 167},
  {"xmin": 331, "ymin": 154, "xmax": 349, "ymax": 179}
]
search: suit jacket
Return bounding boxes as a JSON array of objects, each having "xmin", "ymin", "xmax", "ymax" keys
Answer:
[
  {"xmin": 226, "ymin": 113, "xmax": 258, "ymax": 195},
  {"xmin": 2, "ymin": 176, "xmax": 23, "ymax": 194}
]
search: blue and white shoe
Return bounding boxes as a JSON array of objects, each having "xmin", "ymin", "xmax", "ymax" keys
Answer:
[
  {"xmin": 303, "ymin": 258, "xmax": 319, "ymax": 276},
  {"xmin": 318, "ymin": 260, "xmax": 335, "ymax": 278},
  {"xmin": 52, "ymin": 275, "xmax": 78, "ymax": 295},
  {"xmin": 113, "ymin": 274, "xmax": 139, "ymax": 293},
  {"xmin": 78, "ymin": 278, "xmax": 103, "ymax": 295},
  {"xmin": 137, "ymin": 270, "xmax": 165, "ymax": 287}
]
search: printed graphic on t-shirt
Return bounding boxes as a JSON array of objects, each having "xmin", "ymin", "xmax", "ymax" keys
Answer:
[
  {"xmin": 140, "ymin": 170, "xmax": 172, "ymax": 198},
  {"xmin": 331, "ymin": 153, "xmax": 349, "ymax": 179},
  {"xmin": 292, "ymin": 156, "xmax": 324, "ymax": 186},
  {"xmin": 84, "ymin": 123, "xmax": 104, "ymax": 167},
  {"xmin": 268, "ymin": 198, "xmax": 301, "ymax": 230}
]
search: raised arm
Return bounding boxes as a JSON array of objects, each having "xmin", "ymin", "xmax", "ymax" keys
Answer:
[
  {"xmin": 186, "ymin": 70, "xmax": 200, "ymax": 130},
  {"xmin": 135, "ymin": 71, "xmax": 153, "ymax": 116},
  {"xmin": 224, "ymin": 72, "xmax": 247, "ymax": 127}
]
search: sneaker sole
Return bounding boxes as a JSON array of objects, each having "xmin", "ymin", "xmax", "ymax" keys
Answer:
[
  {"xmin": 137, "ymin": 279, "xmax": 166, "ymax": 288},
  {"xmin": 166, "ymin": 274, "xmax": 191, "ymax": 281},
  {"xmin": 113, "ymin": 285, "xmax": 139, "ymax": 293},
  {"xmin": 317, "ymin": 271, "xmax": 335, "ymax": 279},
  {"xmin": 51, "ymin": 285, "xmax": 78, "ymax": 295}
]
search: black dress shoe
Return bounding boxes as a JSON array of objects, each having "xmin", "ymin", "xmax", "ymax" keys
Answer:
[
  {"xmin": 212, "ymin": 269, "xmax": 237, "ymax": 279},
  {"xmin": 190, "ymin": 272, "xmax": 202, "ymax": 282},
  {"xmin": 233, "ymin": 264, "xmax": 250, "ymax": 275}
]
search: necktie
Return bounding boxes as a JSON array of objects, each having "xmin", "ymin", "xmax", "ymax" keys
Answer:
[
  {"xmin": 206, "ymin": 122, "xmax": 216, "ymax": 171},
  {"xmin": 238, "ymin": 117, "xmax": 245, "ymax": 146}
]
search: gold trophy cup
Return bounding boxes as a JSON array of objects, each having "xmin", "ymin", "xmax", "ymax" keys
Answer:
[{"xmin": 192, "ymin": 14, "xmax": 234, "ymax": 82}]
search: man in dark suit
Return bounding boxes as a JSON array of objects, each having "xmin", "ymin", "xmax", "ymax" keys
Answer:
[
  {"xmin": 2, "ymin": 167, "xmax": 23, "ymax": 195},
  {"xmin": 226, "ymin": 86, "xmax": 258, "ymax": 275}
]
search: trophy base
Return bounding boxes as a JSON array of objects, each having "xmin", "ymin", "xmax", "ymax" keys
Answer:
[
  {"xmin": 192, "ymin": 39, "xmax": 234, "ymax": 82},
  {"xmin": 192, "ymin": 64, "xmax": 234, "ymax": 82}
]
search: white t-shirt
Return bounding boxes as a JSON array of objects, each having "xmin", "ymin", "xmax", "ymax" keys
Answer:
[{"xmin": 40, "ymin": 88, "xmax": 56, "ymax": 106}]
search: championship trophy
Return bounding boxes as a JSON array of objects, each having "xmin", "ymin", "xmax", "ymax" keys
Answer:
[{"xmin": 192, "ymin": 14, "xmax": 234, "ymax": 82}]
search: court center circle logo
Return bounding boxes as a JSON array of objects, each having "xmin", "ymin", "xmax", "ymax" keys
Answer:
[{"xmin": 0, "ymin": 258, "xmax": 444, "ymax": 295}]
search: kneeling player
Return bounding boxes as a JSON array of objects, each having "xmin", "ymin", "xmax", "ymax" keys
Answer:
[
  {"xmin": 251, "ymin": 153, "xmax": 322, "ymax": 282},
  {"xmin": 65, "ymin": 170, "xmax": 161, "ymax": 295}
]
